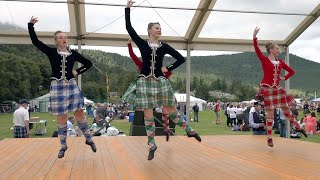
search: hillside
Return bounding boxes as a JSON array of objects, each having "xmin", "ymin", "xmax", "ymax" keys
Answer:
[{"xmin": 0, "ymin": 44, "xmax": 319, "ymax": 102}]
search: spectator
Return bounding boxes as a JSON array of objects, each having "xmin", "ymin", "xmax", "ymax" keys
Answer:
[
  {"xmin": 303, "ymin": 112, "xmax": 317, "ymax": 135},
  {"xmin": 192, "ymin": 103, "xmax": 199, "ymax": 122},
  {"xmin": 243, "ymin": 103, "xmax": 251, "ymax": 126},
  {"xmin": 13, "ymin": 100, "xmax": 30, "ymax": 138},
  {"xmin": 67, "ymin": 116, "xmax": 76, "ymax": 136},
  {"xmin": 34, "ymin": 105, "xmax": 38, "ymax": 112},
  {"xmin": 276, "ymin": 108, "xmax": 287, "ymax": 138},
  {"xmin": 290, "ymin": 104, "xmax": 299, "ymax": 120},
  {"xmin": 228, "ymin": 104, "xmax": 237, "ymax": 127},
  {"xmin": 93, "ymin": 107, "xmax": 97, "ymax": 123},
  {"xmin": 213, "ymin": 100, "xmax": 221, "ymax": 124},
  {"xmin": 96, "ymin": 103, "xmax": 107, "ymax": 127},
  {"xmin": 249, "ymin": 104, "xmax": 267, "ymax": 135},
  {"xmin": 225, "ymin": 104, "xmax": 230, "ymax": 127},
  {"xmin": 236, "ymin": 104, "xmax": 244, "ymax": 126},
  {"xmin": 303, "ymin": 103, "xmax": 310, "ymax": 116}
]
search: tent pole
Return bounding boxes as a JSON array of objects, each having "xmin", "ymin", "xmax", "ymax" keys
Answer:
[
  {"xmin": 285, "ymin": 46, "xmax": 290, "ymax": 139},
  {"xmin": 77, "ymin": 40, "xmax": 82, "ymax": 90},
  {"xmin": 186, "ymin": 43, "xmax": 191, "ymax": 124}
]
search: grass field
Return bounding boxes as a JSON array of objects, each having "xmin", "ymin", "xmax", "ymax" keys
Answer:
[{"xmin": 1, "ymin": 110, "xmax": 319, "ymax": 144}]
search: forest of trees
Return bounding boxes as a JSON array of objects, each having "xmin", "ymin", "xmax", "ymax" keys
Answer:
[{"xmin": 0, "ymin": 44, "xmax": 319, "ymax": 103}]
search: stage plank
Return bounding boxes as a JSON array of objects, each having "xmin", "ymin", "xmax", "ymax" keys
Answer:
[{"xmin": 0, "ymin": 135, "xmax": 318, "ymax": 180}]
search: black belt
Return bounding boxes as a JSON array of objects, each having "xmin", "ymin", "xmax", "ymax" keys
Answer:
[{"xmin": 14, "ymin": 125, "xmax": 26, "ymax": 127}]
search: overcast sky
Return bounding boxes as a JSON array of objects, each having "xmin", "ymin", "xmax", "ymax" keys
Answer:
[{"xmin": 0, "ymin": 0, "xmax": 319, "ymax": 62}]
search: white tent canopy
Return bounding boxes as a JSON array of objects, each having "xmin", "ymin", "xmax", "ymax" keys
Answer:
[
  {"xmin": 174, "ymin": 93, "xmax": 207, "ymax": 111},
  {"xmin": 310, "ymin": 98, "xmax": 320, "ymax": 102},
  {"xmin": 84, "ymin": 97, "xmax": 94, "ymax": 105}
]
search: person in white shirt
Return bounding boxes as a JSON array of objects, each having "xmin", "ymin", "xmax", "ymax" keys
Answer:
[
  {"xmin": 250, "ymin": 102, "xmax": 257, "ymax": 114},
  {"xmin": 236, "ymin": 104, "xmax": 244, "ymax": 126},
  {"xmin": 67, "ymin": 116, "xmax": 76, "ymax": 136},
  {"xmin": 228, "ymin": 104, "xmax": 237, "ymax": 127},
  {"xmin": 13, "ymin": 99, "xmax": 30, "ymax": 138}
]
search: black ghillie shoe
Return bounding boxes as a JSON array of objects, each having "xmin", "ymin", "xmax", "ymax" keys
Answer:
[
  {"xmin": 58, "ymin": 146, "xmax": 68, "ymax": 158},
  {"xmin": 187, "ymin": 132, "xmax": 201, "ymax": 142},
  {"xmin": 164, "ymin": 131, "xmax": 170, "ymax": 141},
  {"xmin": 86, "ymin": 140, "xmax": 97, "ymax": 152},
  {"xmin": 148, "ymin": 146, "xmax": 157, "ymax": 161}
]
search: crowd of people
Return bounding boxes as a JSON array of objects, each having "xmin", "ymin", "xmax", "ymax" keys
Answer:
[{"xmin": 207, "ymin": 100, "xmax": 320, "ymax": 138}]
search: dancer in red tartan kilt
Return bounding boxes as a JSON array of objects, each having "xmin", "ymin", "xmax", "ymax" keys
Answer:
[{"xmin": 253, "ymin": 27, "xmax": 307, "ymax": 147}]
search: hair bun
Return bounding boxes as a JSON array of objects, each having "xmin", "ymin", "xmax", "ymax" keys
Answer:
[{"xmin": 265, "ymin": 42, "xmax": 272, "ymax": 48}]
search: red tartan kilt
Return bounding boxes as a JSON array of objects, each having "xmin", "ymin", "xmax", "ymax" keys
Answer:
[{"xmin": 258, "ymin": 86, "xmax": 295, "ymax": 110}]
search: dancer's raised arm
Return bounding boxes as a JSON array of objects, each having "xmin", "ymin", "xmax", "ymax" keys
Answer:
[
  {"xmin": 253, "ymin": 27, "xmax": 266, "ymax": 61},
  {"xmin": 28, "ymin": 16, "xmax": 51, "ymax": 55},
  {"xmin": 125, "ymin": 0, "xmax": 145, "ymax": 47}
]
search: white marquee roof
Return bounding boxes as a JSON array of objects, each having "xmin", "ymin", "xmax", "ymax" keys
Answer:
[{"xmin": 0, "ymin": 0, "xmax": 320, "ymax": 52}]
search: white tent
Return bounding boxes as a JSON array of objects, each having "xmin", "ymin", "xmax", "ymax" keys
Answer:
[
  {"xmin": 84, "ymin": 97, "xmax": 94, "ymax": 105},
  {"xmin": 174, "ymin": 93, "xmax": 207, "ymax": 111},
  {"xmin": 294, "ymin": 98, "xmax": 302, "ymax": 104},
  {"xmin": 250, "ymin": 99, "xmax": 257, "ymax": 104},
  {"xmin": 29, "ymin": 93, "xmax": 50, "ymax": 112},
  {"xmin": 310, "ymin": 98, "xmax": 320, "ymax": 102}
]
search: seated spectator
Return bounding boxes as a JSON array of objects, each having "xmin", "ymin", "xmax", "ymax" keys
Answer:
[
  {"xmin": 303, "ymin": 112, "xmax": 317, "ymax": 135},
  {"xmin": 249, "ymin": 104, "xmax": 267, "ymax": 135},
  {"xmin": 67, "ymin": 116, "xmax": 76, "ymax": 136},
  {"xmin": 96, "ymin": 103, "xmax": 107, "ymax": 127},
  {"xmin": 276, "ymin": 108, "xmax": 287, "ymax": 138}
]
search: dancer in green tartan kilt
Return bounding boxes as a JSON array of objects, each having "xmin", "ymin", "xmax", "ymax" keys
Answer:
[{"xmin": 125, "ymin": 0, "xmax": 201, "ymax": 161}]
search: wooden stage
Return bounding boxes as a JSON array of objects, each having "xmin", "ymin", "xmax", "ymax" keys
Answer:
[{"xmin": 0, "ymin": 135, "xmax": 319, "ymax": 180}]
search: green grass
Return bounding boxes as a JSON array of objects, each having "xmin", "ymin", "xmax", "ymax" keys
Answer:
[{"xmin": 1, "ymin": 110, "xmax": 320, "ymax": 144}]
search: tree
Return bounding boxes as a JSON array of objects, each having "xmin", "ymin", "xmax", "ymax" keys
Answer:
[
  {"xmin": 195, "ymin": 79, "xmax": 210, "ymax": 101},
  {"xmin": 82, "ymin": 81, "xmax": 101, "ymax": 100}
]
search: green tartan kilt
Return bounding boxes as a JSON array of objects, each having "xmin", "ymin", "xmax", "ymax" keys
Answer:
[
  {"xmin": 135, "ymin": 77, "xmax": 176, "ymax": 109},
  {"xmin": 122, "ymin": 81, "xmax": 137, "ymax": 104}
]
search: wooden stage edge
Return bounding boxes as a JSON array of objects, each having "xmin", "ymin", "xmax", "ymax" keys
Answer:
[{"xmin": 0, "ymin": 135, "xmax": 319, "ymax": 180}]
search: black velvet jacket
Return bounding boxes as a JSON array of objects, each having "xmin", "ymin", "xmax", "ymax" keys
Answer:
[
  {"xmin": 28, "ymin": 23, "xmax": 92, "ymax": 81},
  {"xmin": 125, "ymin": 8, "xmax": 185, "ymax": 79}
]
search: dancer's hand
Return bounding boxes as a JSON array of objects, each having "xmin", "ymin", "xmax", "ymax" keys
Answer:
[
  {"xmin": 253, "ymin": 27, "xmax": 260, "ymax": 38},
  {"xmin": 29, "ymin": 16, "xmax": 39, "ymax": 24},
  {"xmin": 279, "ymin": 76, "xmax": 285, "ymax": 80},
  {"xmin": 127, "ymin": 38, "xmax": 132, "ymax": 44},
  {"xmin": 127, "ymin": 0, "xmax": 135, "ymax": 8},
  {"xmin": 259, "ymin": 123, "xmax": 265, "ymax": 127},
  {"xmin": 161, "ymin": 67, "xmax": 168, "ymax": 73},
  {"xmin": 72, "ymin": 69, "xmax": 78, "ymax": 77}
]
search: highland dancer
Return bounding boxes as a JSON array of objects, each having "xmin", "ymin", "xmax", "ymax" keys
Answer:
[
  {"xmin": 28, "ymin": 16, "xmax": 96, "ymax": 158},
  {"xmin": 125, "ymin": 39, "xmax": 172, "ymax": 141},
  {"xmin": 253, "ymin": 27, "xmax": 307, "ymax": 147},
  {"xmin": 125, "ymin": 0, "xmax": 201, "ymax": 160}
]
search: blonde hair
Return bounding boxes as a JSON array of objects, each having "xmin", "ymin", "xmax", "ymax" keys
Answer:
[
  {"xmin": 265, "ymin": 42, "xmax": 276, "ymax": 54},
  {"xmin": 54, "ymin": 30, "xmax": 63, "ymax": 40},
  {"xmin": 147, "ymin": 22, "xmax": 160, "ymax": 37}
]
